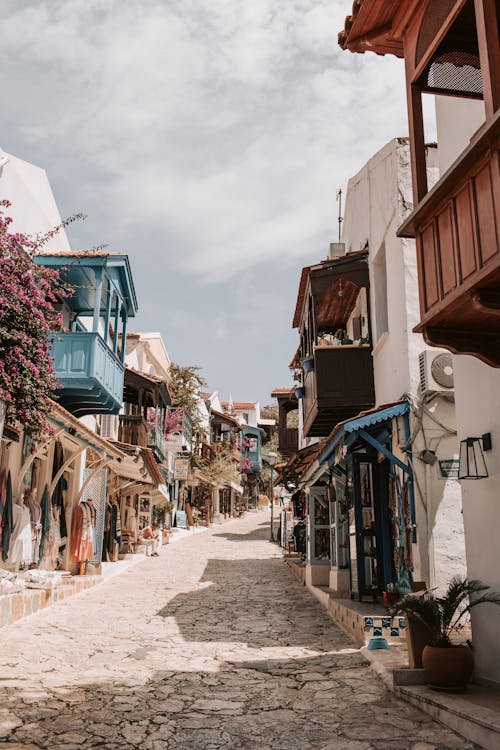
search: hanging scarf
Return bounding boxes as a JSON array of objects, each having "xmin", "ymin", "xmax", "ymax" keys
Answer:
[
  {"xmin": 0, "ymin": 471, "xmax": 6, "ymax": 553},
  {"xmin": 1, "ymin": 472, "xmax": 13, "ymax": 561},
  {"xmin": 38, "ymin": 485, "xmax": 50, "ymax": 565}
]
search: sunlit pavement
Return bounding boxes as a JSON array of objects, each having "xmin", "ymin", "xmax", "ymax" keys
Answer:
[{"xmin": 0, "ymin": 511, "xmax": 477, "ymax": 749}]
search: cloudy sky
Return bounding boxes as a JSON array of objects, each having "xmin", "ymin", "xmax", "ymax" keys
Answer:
[{"xmin": 0, "ymin": 0, "xmax": 431, "ymax": 405}]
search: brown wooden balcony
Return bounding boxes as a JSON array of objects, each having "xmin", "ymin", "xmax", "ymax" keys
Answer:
[
  {"xmin": 277, "ymin": 427, "xmax": 298, "ymax": 458},
  {"xmin": 200, "ymin": 442, "xmax": 214, "ymax": 463},
  {"xmin": 302, "ymin": 345, "xmax": 375, "ymax": 438},
  {"xmin": 118, "ymin": 414, "xmax": 148, "ymax": 447},
  {"xmin": 399, "ymin": 112, "xmax": 500, "ymax": 366}
]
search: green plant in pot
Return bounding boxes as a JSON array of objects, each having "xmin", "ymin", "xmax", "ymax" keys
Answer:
[
  {"xmin": 155, "ymin": 499, "xmax": 173, "ymax": 526},
  {"xmin": 391, "ymin": 577, "xmax": 500, "ymax": 690}
]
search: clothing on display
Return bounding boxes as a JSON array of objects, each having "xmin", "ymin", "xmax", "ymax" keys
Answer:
[
  {"xmin": 51, "ymin": 443, "xmax": 68, "ymax": 548},
  {"xmin": 70, "ymin": 500, "xmax": 96, "ymax": 563},
  {"xmin": 40, "ymin": 507, "xmax": 62, "ymax": 570},
  {"xmin": 102, "ymin": 498, "xmax": 122, "ymax": 561},
  {"xmin": 7, "ymin": 502, "xmax": 33, "ymax": 567},
  {"xmin": 292, "ymin": 520, "xmax": 306, "ymax": 554},
  {"xmin": 38, "ymin": 486, "xmax": 51, "ymax": 565},
  {"xmin": 292, "ymin": 490, "xmax": 306, "ymax": 519},
  {"xmin": 25, "ymin": 496, "xmax": 42, "ymax": 563},
  {"xmin": 1, "ymin": 472, "xmax": 13, "ymax": 562}
]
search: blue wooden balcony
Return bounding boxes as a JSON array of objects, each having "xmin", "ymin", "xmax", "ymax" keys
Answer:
[{"xmin": 52, "ymin": 331, "xmax": 125, "ymax": 416}]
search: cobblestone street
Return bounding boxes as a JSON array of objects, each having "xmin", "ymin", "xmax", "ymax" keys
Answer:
[{"xmin": 0, "ymin": 512, "xmax": 475, "ymax": 750}]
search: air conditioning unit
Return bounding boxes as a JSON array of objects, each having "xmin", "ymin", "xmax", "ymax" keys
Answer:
[{"xmin": 419, "ymin": 350, "xmax": 454, "ymax": 392}]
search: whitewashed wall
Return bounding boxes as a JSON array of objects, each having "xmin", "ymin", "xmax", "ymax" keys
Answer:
[
  {"xmin": 434, "ymin": 96, "xmax": 500, "ymax": 686},
  {"xmin": 342, "ymin": 138, "xmax": 465, "ymax": 594},
  {"xmin": 0, "ymin": 151, "xmax": 71, "ymax": 253}
]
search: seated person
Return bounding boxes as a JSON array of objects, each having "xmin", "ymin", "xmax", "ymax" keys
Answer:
[{"xmin": 138, "ymin": 523, "xmax": 162, "ymax": 556}]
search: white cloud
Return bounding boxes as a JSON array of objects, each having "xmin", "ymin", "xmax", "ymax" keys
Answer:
[
  {"xmin": 0, "ymin": 0, "xmax": 425, "ymax": 401},
  {"xmin": 0, "ymin": 0, "xmax": 411, "ymax": 284}
]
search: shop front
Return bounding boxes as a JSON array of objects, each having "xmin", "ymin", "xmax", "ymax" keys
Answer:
[{"xmin": 319, "ymin": 401, "xmax": 415, "ymax": 602}]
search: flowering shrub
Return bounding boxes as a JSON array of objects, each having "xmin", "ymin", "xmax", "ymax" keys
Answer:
[{"xmin": 0, "ymin": 201, "xmax": 69, "ymax": 440}]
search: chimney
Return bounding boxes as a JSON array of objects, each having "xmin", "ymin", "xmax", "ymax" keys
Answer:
[{"xmin": 329, "ymin": 242, "xmax": 345, "ymax": 259}]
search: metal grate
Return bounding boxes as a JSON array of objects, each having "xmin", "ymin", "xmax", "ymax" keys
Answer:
[
  {"xmin": 82, "ymin": 467, "xmax": 107, "ymax": 564},
  {"xmin": 427, "ymin": 51, "xmax": 482, "ymax": 95}
]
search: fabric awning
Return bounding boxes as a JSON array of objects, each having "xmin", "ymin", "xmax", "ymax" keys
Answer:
[{"xmin": 319, "ymin": 400, "xmax": 410, "ymax": 473}]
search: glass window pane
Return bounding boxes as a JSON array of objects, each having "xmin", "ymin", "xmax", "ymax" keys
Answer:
[
  {"xmin": 314, "ymin": 527, "xmax": 330, "ymax": 561},
  {"xmin": 314, "ymin": 494, "xmax": 329, "ymax": 524}
]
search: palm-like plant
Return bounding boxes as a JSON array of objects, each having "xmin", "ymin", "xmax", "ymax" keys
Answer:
[{"xmin": 390, "ymin": 576, "xmax": 500, "ymax": 647}]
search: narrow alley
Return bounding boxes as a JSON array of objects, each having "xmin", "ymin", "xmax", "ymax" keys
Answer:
[{"xmin": 0, "ymin": 512, "xmax": 474, "ymax": 750}]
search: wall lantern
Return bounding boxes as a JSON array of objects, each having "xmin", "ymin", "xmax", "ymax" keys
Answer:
[{"xmin": 458, "ymin": 433, "xmax": 492, "ymax": 480}]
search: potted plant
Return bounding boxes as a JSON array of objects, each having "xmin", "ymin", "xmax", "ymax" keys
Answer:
[
  {"xmin": 294, "ymin": 385, "xmax": 305, "ymax": 399},
  {"xmin": 155, "ymin": 499, "xmax": 173, "ymax": 527},
  {"xmin": 391, "ymin": 576, "xmax": 500, "ymax": 690},
  {"xmin": 302, "ymin": 356, "xmax": 314, "ymax": 373}
]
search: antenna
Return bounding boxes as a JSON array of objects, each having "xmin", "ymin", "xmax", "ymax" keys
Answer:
[{"xmin": 336, "ymin": 188, "xmax": 343, "ymax": 242}]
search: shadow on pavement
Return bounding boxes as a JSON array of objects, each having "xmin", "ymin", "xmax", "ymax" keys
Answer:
[{"xmin": 0, "ymin": 650, "xmax": 467, "ymax": 750}]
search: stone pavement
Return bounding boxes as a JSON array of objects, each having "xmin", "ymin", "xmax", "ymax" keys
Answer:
[{"xmin": 0, "ymin": 512, "xmax": 477, "ymax": 750}]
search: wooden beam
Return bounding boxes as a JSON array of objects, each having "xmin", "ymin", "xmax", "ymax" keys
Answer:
[
  {"xmin": 407, "ymin": 83, "xmax": 428, "ymax": 202},
  {"xmin": 474, "ymin": 0, "xmax": 500, "ymax": 118}
]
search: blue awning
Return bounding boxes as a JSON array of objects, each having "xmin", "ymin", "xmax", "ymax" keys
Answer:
[
  {"xmin": 343, "ymin": 402, "xmax": 409, "ymax": 433},
  {"xmin": 319, "ymin": 401, "xmax": 410, "ymax": 469}
]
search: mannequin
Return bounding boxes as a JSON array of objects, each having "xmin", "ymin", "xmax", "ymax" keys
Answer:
[{"xmin": 124, "ymin": 496, "xmax": 138, "ymax": 536}]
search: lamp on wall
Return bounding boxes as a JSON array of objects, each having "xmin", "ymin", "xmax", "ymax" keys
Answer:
[
  {"xmin": 338, "ymin": 278, "xmax": 344, "ymax": 298},
  {"xmin": 458, "ymin": 433, "xmax": 492, "ymax": 480}
]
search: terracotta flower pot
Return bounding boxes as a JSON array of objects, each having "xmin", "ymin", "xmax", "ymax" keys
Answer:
[{"xmin": 422, "ymin": 644, "xmax": 474, "ymax": 691}]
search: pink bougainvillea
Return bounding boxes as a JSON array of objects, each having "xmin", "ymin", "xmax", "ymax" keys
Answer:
[{"xmin": 0, "ymin": 200, "xmax": 69, "ymax": 440}]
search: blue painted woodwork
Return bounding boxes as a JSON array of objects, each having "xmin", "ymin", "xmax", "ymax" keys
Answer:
[
  {"xmin": 52, "ymin": 332, "xmax": 125, "ymax": 416},
  {"xmin": 242, "ymin": 426, "xmax": 263, "ymax": 473},
  {"xmin": 34, "ymin": 252, "xmax": 138, "ymax": 418}
]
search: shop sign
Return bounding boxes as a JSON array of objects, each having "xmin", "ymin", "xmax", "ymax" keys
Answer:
[
  {"xmin": 174, "ymin": 457, "xmax": 189, "ymax": 480},
  {"xmin": 175, "ymin": 509, "xmax": 187, "ymax": 528},
  {"xmin": 439, "ymin": 459, "xmax": 460, "ymax": 479}
]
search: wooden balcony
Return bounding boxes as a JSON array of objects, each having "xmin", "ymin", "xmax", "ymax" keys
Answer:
[
  {"xmin": 302, "ymin": 345, "xmax": 375, "ymax": 438},
  {"xmin": 277, "ymin": 427, "xmax": 298, "ymax": 458},
  {"xmin": 118, "ymin": 414, "xmax": 148, "ymax": 447},
  {"xmin": 399, "ymin": 112, "xmax": 500, "ymax": 366},
  {"xmin": 51, "ymin": 331, "xmax": 125, "ymax": 417},
  {"xmin": 200, "ymin": 442, "xmax": 214, "ymax": 463}
]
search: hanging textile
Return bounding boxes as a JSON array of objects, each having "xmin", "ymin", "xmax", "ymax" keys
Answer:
[
  {"xmin": 38, "ymin": 485, "xmax": 50, "ymax": 565},
  {"xmin": 0, "ymin": 472, "xmax": 6, "ymax": 554},
  {"xmin": 40, "ymin": 506, "xmax": 62, "ymax": 570},
  {"xmin": 51, "ymin": 442, "xmax": 68, "ymax": 543},
  {"xmin": 1, "ymin": 472, "xmax": 13, "ymax": 561},
  {"xmin": 26, "ymin": 495, "xmax": 42, "ymax": 563},
  {"xmin": 70, "ymin": 502, "xmax": 95, "ymax": 563},
  {"xmin": 7, "ymin": 503, "xmax": 33, "ymax": 566}
]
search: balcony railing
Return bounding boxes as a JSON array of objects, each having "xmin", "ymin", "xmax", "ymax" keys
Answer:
[
  {"xmin": 147, "ymin": 423, "xmax": 166, "ymax": 462},
  {"xmin": 398, "ymin": 112, "xmax": 500, "ymax": 366},
  {"xmin": 51, "ymin": 331, "xmax": 124, "ymax": 417},
  {"xmin": 302, "ymin": 345, "xmax": 375, "ymax": 437},
  {"xmin": 118, "ymin": 414, "xmax": 148, "ymax": 447}
]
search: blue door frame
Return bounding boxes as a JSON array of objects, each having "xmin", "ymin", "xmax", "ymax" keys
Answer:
[{"xmin": 347, "ymin": 453, "xmax": 394, "ymax": 601}]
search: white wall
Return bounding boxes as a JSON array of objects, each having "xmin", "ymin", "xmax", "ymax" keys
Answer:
[
  {"xmin": 342, "ymin": 138, "xmax": 465, "ymax": 596},
  {"xmin": 434, "ymin": 97, "xmax": 485, "ymax": 174},
  {"xmin": 0, "ymin": 151, "xmax": 71, "ymax": 253},
  {"xmin": 435, "ymin": 96, "xmax": 500, "ymax": 686},
  {"xmin": 453, "ymin": 355, "xmax": 500, "ymax": 686}
]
